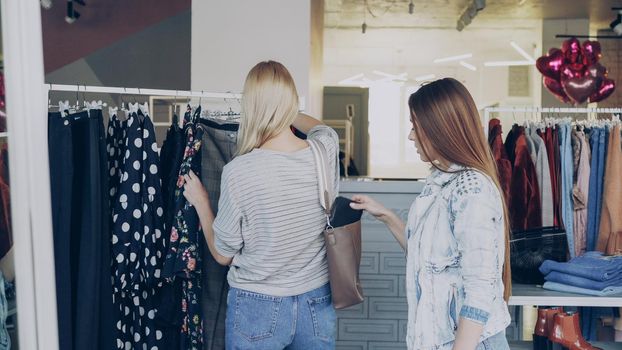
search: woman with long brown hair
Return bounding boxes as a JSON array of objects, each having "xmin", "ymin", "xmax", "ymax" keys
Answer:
[{"xmin": 351, "ymin": 78, "xmax": 511, "ymax": 350}]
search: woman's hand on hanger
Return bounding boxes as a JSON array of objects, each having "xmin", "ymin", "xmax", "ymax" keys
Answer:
[
  {"xmin": 183, "ymin": 170, "xmax": 210, "ymax": 212},
  {"xmin": 350, "ymin": 195, "xmax": 407, "ymax": 251}
]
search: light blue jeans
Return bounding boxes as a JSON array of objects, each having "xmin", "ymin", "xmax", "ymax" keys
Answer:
[
  {"xmin": 0, "ymin": 272, "xmax": 9, "ymax": 350},
  {"xmin": 559, "ymin": 123, "xmax": 575, "ymax": 257},
  {"xmin": 439, "ymin": 331, "xmax": 509, "ymax": 350},
  {"xmin": 225, "ymin": 283, "xmax": 335, "ymax": 350}
]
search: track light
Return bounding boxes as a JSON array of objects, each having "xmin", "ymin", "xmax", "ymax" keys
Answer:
[
  {"xmin": 610, "ymin": 13, "xmax": 622, "ymax": 36},
  {"xmin": 474, "ymin": 0, "xmax": 485, "ymax": 11},
  {"xmin": 456, "ymin": 0, "xmax": 485, "ymax": 31},
  {"xmin": 408, "ymin": 0, "xmax": 414, "ymax": 14},
  {"xmin": 65, "ymin": 0, "xmax": 84, "ymax": 24},
  {"xmin": 362, "ymin": 22, "xmax": 367, "ymax": 34},
  {"xmin": 40, "ymin": 0, "xmax": 52, "ymax": 9}
]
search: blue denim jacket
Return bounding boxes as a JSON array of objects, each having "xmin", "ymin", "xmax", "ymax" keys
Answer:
[{"xmin": 405, "ymin": 165, "xmax": 511, "ymax": 349}]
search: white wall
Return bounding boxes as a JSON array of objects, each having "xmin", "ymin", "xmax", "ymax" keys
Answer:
[
  {"xmin": 191, "ymin": 0, "xmax": 314, "ymax": 113},
  {"xmin": 324, "ymin": 24, "xmax": 543, "ymax": 178}
]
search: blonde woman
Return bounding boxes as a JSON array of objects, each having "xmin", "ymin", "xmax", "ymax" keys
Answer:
[
  {"xmin": 183, "ymin": 61, "xmax": 339, "ymax": 349},
  {"xmin": 351, "ymin": 78, "xmax": 511, "ymax": 350}
]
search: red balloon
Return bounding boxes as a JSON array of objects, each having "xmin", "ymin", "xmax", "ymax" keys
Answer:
[
  {"xmin": 536, "ymin": 49, "xmax": 565, "ymax": 80},
  {"xmin": 543, "ymin": 77, "xmax": 570, "ymax": 104},
  {"xmin": 560, "ymin": 64, "xmax": 586, "ymax": 81},
  {"xmin": 582, "ymin": 40, "xmax": 602, "ymax": 66},
  {"xmin": 562, "ymin": 74, "xmax": 599, "ymax": 105},
  {"xmin": 589, "ymin": 78, "xmax": 616, "ymax": 103},
  {"xmin": 587, "ymin": 63, "xmax": 607, "ymax": 87},
  {"xmin": 562, "ymin": 38, "xmax": 582, "ymax": 64}
]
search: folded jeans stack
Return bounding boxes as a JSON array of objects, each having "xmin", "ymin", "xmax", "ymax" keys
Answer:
[{"xmin": 539, "ymin": 251, "xmax": 622, "ymax": 296}]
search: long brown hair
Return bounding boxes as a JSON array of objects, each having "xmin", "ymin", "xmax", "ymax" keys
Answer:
[{"xmin": 408, "ymin": 78, "xmax": 512, "ymax": 301}]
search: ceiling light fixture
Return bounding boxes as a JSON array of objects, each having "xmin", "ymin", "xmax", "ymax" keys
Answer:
[
  {"xmin": 373, "ymin": 71, "xmax": 408, "ymax": 81},
  {"xmin": 415, "ymin": 74, "xmax": 436, "ymax": 81},
  {"xmin": 433, "ymin": 53, "xmax": 473, "ymax": 63},
  {"xmin": 484, "ymin": 60, "xmax": 534, "ymax": 67},
  {"xmin": 510, "ymin": 41, "xmax": 536, "ymax": 63},
  {"xmin": 361, "ymin": 0, "xmax": 367, "ymax": 34},
  {"xmin": 65, "ymin": 0, "xmax": 85, "ymax": 23},
  {"xmin": 610, "ymin": 12, "xmax": 622, "ymax": 35},
  {"xmin": 460, "ymin": 61, "xmax": 477, "ymax": 71},
  {"xmin": 339, "ymin": 73, "xmax": 366, "ymax": 85},
  {"xmin": 409, "ymin": 0, "xmax": 414, "ymax": 14},
  {"xmin": 456, "ymin": 0, "xmax": 485, "ymax": 31}
]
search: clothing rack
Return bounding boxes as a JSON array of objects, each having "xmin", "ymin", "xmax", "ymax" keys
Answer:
[
  {"xmin": 483, "ymin": 107, "xmax": 622, "ymax": 133},
  {"xmin": 45, "ymin": 84, "xmax": 243, "ymax": 100}
]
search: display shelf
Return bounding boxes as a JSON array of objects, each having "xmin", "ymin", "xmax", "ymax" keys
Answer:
[
  {"xmin": 510, "ymin": 284, "xmax": 622, "ymax": 307},
  {"xmin": 509, "ymin": 341, "xmax": 622, "ymax": 350}
]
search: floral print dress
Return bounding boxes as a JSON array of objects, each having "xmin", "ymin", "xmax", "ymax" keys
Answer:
[{"xmin": 162, "ymin": 120, "xmax": 205, "ymax": 350}]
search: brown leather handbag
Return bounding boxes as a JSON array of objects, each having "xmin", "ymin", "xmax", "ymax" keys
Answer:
[{"xmin": 308, "ymin": 139, "xmax": 364, "ymax": 309}]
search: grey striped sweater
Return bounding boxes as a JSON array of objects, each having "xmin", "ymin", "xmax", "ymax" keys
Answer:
[{"xmin": 213, "ymin": 125, "xmax": 339, "ymax": 296}]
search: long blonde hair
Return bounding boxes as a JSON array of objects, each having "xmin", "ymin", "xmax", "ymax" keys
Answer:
[
  {"xmin": 408, "ymin": 78, "xmax": 512, "ymax": 301},
  {"xmin": 237, "ymin": 60, "xmax": 299, "ymax": 155}
]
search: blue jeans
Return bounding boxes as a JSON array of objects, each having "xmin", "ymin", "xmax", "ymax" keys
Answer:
[
  {"xmin": 559, "ymin": 123, "xmax": 575, "ymax": 257},
  {"xmin": 0, "ymin": 273, "xmax": 9, "ymax": 350},
  {"xmin": 543, "ymin": 281, "xmax": 622, "ymax": 296},
  {"xmin": 225, "ymin": 284, "xmax": 336, "ymax": 350},
  {"xmin": 545, "ymin": 271, "xmax": 622, "ymax": 290},
  {"xmin": 586, "ymin": 128, "xmax": 606, "ymax": 251},
  {"xmin": 440, "ymin": 331, "xmax": 509, "ymax": 350},
  {"xmin": 540, "ymin": 251, "xmax": 622, "ymax": 281}
]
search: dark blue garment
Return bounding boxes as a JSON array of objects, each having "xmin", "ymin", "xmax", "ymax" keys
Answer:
[
  {"xmin": 540, "ymin": 251, "xmax": 622, "ymax": 281},
  {"xmin": 586, "ymin": 128, "xmax": 603, "ymax": 251},
  {"xmin": 110, "ymin": 111, "xmax": 167, "ymax": 349}
]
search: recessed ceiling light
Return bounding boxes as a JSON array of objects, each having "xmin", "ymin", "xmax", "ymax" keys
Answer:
[
  {"xmin": 433, "ymin": 53, "xmax": 473, "ymax": 63},
  {"xmin": 415, "ymin": 74, "xmax": 436, "ymax": 81},
  {"xmin": 510, "ymin": 41, "xmax": 535, "ymax": 63},
  {"xmin": 460, "ymin": 61, "xmax": 477, "ymax": 71}
]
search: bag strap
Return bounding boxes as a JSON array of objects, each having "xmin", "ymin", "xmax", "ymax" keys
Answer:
[{"xmin": 308, "ymin": 139, "xmax": 333, "ymax": 225}]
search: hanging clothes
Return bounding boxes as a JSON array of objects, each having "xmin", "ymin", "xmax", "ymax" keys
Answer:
[
  {"xmin": 539, "ymin": 127, "xmax": 559, "ymax": 228},
  {"xmin": 49, "ymin": 109, "xmax": 113, "ymax": 350},
  {"xmin": 0, "ymin": 143, "xmax": 11, "ymax": 261},
  {"xmin": 162, "ymin": 114, "xmax": 205, "ymax": 350},
  {"xmin": 199, "ymin": 117, "xmax": 238, "ymax": 350},
  {"xmin": 106, "ymin": 111, "xmax": 127, "ymax": 208},
  {"xmin": 529, "ymin": 128, "xmax": 554, "ymax": 227},
  {"xmin": 559, "ymin": 122, "xmax": 576, "ymax": 257},
  {"xmin": 509, "ymin": 126, "xmax": 542, "ymax": 230},
  {"xmin": 159, "ymin": 113, "xmax": 185, "ymax": 233},
  {"xmin": 572, "ymin": 129, "xmax": 590, "ymax": 257},
  {"xmin": 586, "ymin": 127, "xmax": 608, "ymax": 251},
  {"xmin": 488, "ymin": 119, "xmax": 512, "ymax": 211},
  {"xmin": 110, "ymin": 108, "xmax": 167, "ymax": 350},
  {"xmin": 598, "ymin": 124, "xmax": 622, "ymax": 255}
]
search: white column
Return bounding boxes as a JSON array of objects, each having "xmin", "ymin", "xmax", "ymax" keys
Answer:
[{"xmin": 1, "ymin": 0, "xmax": 58, "ymax": 349}]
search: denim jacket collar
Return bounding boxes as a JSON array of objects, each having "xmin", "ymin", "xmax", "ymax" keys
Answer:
[{"xmin": 426, "ymin": 163, "xmax": 467, "ymax": 188}]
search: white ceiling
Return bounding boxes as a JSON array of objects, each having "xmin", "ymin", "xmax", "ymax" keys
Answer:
[{"xmin": 325, "ymin": 0, "xmax": 621, "ymax": 31}]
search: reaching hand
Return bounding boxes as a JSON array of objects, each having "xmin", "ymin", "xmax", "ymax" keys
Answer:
[
  {"xmin": 350, "ymin": 195, "xmax": 389, "ymax": 221},
  {"xmin": 183, "ymin": 170, "xmax": 209, "ymax": 211}
]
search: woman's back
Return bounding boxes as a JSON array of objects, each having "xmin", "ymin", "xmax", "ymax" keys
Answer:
[{"xmin": 213, "ymin": 125, "xmax": 339, "ymax": 296}]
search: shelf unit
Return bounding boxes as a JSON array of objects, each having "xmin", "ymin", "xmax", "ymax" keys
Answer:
[
  {"xmin": 510, "ymin": 284, "xmax": 622, "ymax": 307},
  {"xmin": 510, "ymin": 341, "xmax": 622, "ymax": 350}
]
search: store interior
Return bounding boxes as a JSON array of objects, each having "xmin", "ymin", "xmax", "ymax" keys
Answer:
[{"xmin": 0, "ymin": 0, "xmax": 620, "ymax": 349}]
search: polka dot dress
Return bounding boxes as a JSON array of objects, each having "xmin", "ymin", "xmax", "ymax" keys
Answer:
[
  {"xmin": 110, "ymin": 110, "xmax": 167, "ymax": 350},
  {"xmin": 162, "ymin": 121, "xmax": 204, "ymax": 350}
]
